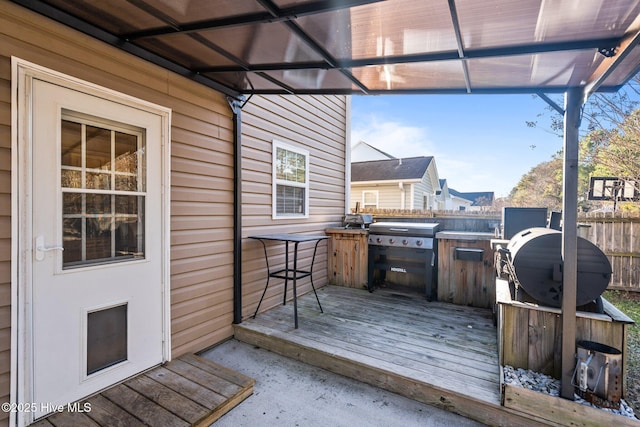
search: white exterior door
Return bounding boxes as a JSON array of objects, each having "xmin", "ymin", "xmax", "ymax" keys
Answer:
[{"xmin": 23, "ymin": 74, "xmax": 169, "ymax": 421}]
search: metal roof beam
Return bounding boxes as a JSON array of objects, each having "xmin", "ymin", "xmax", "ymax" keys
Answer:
[
  {"xmin": 537, "ymin": 92, "xmax": 565, "ymax": 116},
  {"xmin": 11, "ymin": 0, "xmax": 243, "ymax": 98},
  {"xmin": 123, "ymin": 0, "xmax": 385, "ymax": 40},
  {"xmin": 583, "ymin": 24, "xmax": 640, "ymax": 102},
  {"xmin": 195, "ymin": 37, "xmax": 622, "ymax": 74},
  {"xmin": 447, "ymin": 0, "xmax": 471, "ymax": 93}
]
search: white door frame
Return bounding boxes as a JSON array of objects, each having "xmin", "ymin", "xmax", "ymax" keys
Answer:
[{"xmin": 11, "ymin": 57, "xmax": 172, "ymax": 426}]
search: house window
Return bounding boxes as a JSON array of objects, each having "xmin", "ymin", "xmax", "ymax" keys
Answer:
[
  {"xmin": 423, "ymin": 194, "xmax": 431, "ymax": 210},
  {"xmin": 362, "ymin": 191, "xmax": 378, "ymax": 209},
  {"xmin": 273, "ymin": 141, "xmax": 309, "ymax": 218}
]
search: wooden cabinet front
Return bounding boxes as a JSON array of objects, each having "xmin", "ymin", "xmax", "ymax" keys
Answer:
[
  {"xmin": 326, "ymin": 228, "xmax": 368, "ymax": 289},
  {"xmin": 437, "ymin": 232, "xmax": 495, "ymax": 308}
]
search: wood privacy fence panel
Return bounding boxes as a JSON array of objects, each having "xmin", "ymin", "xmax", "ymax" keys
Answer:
[{"xmin": 578, "ymin": 213, "xmax": 640, "ymax": 293}]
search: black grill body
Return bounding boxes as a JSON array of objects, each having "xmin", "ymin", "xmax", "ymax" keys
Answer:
[{"xmin": 367, "ymin": 222, "xmax": 440, "ymax": 300}]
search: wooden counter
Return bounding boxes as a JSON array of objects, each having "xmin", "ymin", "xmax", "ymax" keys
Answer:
[
  {"xmin": 495, "ymin": 278, "xmax": 634, "ymax": 388},
  {"xmin": 436, "ymin": 231, "xmax": 495, "ymax": 308},
  {"xmin": 325, "ymin": 228, "xmax": 368, "ymax": 289}
]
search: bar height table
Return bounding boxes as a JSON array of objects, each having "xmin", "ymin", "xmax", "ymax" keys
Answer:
[{"xmin": 249, "ymin": 234, "xmax": 327, "ymax": 329}]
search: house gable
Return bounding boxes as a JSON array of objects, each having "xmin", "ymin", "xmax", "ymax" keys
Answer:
[{"xmin": 351, "ymin": 141, "xmax": 395, "ymax": 162}]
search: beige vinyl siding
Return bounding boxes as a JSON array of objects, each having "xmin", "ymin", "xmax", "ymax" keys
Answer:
[
  {"xmin": 0, "ymin": 1, "xmax": 236, "ymax": 409},
  {"xmin": 0, "ymin": 53, "xmax": 10, "ymax": 425},
  {"xmin": 413, "ymin": 174, "xmax": 435, "ymax": 210},
  {"xmin": 351, "ymin": 184, "xmax": 406, "ymax": 210},
  {"xmin": 241, "ymin": 95, "xmax": 347, "ymax": 319}
]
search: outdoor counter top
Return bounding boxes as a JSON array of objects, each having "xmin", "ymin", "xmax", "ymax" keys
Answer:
[
  {"xmin": 435, "ymin": 231, "xmax": 495, "ymax": 240},
  {"xmin": 325, "ymin": 227, "xmax": 369, "ymax": 235}
]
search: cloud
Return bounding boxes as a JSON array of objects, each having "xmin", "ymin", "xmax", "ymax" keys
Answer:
[{"xmin": 351, "ymin": 114, "xmax": 436, "ymax": 158}]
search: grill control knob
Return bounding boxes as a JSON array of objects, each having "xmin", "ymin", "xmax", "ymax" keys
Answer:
[
  {"xmin": 376, "ymin": 237, "xmax": 382, "ymax": 243},
  {"xmin": 402, "ymin": 239, "xmax": 409, "ymax": 246},
  {"xmin": 389, "ymin": 238, "xmax": 395, "ymax": 244},
  {"xmin": 416, "ymin": 240, "xmax": 423, "ymax": 247}
]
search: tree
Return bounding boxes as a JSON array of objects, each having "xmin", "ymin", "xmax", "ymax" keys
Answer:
[
  {"xmin": 515, "ymin": 74, "xmax": 640, "ymax": 211},
  {"xmin": 509, "ymin": 156, "xmax": 563, "ymax": 209},
  {"xmin": 509, "ymin": 134, "xmax": 601, "ymax": 211},
  {"xmin": 526, "ymin": 75, "xmax": 640, "ymax": 138}
]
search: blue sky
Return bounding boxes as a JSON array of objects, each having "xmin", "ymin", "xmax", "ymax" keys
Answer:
[{"xmin": 350, "ymin": 94, "xmax": 566, "ymax": 198}]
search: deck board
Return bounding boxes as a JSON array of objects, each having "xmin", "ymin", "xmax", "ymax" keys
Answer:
[
  {"xmin": 235, "ymin": 285, "xmax": 546, "ymax": 426},
  {"xmin": 32, "ymin": 354, "xmax": 255, "ymax": 427}
]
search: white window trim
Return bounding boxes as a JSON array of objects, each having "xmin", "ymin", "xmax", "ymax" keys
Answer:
[
  {"xmin": 272, "ymin": 140, "xmax": 310, "ymax": 219},
  {"xmin": 362, "ymin": 190, "xmax": 379, "ymax": 209}
]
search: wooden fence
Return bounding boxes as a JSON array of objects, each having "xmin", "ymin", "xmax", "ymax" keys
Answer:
[
  {"xmin": 361, "ymin": 209, "xmax": 640, "ymax": 293},
  {"xmin": 577, "ymin": 212, "xmax": 640, "ymax": 292}
]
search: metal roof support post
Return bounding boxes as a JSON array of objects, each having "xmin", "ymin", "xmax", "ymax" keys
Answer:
[
  {"xmin": 560, "ymin": 87, "xmax": 583, "ymax": 399},
  {"xmin": 229, "ymin": 98, "xmax": 243, "ymax": 324}
]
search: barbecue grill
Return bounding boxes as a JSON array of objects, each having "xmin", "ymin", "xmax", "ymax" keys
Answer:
[
  {"xmin": 367, "ymin": 222, "xmax": 440, "ymax": 300},
  {"xmin": 497, "ymin": 227, "xmax": 612, "ymax": 310}
]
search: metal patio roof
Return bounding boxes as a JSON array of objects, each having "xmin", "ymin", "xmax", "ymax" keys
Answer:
[{"xmin": 13, "ymin": 0, "xmax": 640, "ymax": 99}]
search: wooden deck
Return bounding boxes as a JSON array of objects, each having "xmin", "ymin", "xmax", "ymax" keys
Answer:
[
  {"xmin": 235, "ymin": 285, "xmax": 548, "ymax": 426},
  {"xmin": 32, "ymin": 354, "xmax": 255, "ymax": 427}
]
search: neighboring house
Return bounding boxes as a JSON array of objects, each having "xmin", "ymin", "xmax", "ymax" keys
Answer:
[
  {"xmin": 351, "ymin": 140, "xmax": 395, "ymax": 162},
  {"xmin": 439, "ymin": 179, "xmax": 473, "ymax": 211},
  {"xmin": 351, "ymin": 157, "xmax": 440, "ymax": 211},
  {"xmin": 0, "ymin": 3, "xmax": 347, "ymax": 425},
  {"xmin": 451, "ymin": 190, "xmax": 495, "ymax": 211}
]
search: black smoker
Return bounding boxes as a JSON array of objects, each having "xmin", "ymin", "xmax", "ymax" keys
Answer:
[
  {"xmin": 497, "ymin": 227, "xmax": 612, "ymax": 311},
  {"xmin": 367, "ymin": 222, "xmax": 440, "ymax": 300}
]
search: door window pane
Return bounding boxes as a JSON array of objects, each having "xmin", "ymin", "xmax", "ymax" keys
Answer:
[
  {"xmin": 61, "ymin": 120, "xmax": 82, "ymax": 167},
  {"xmin": 115, "ymin": 175, "xmax": 137, "ymax": 191},
  {"xmin": 86, "ymin": 218, "xmax": 112, "ymax": 261},
  {"xmin": 86, "ymin": 126, "xmax": 112, "ymax": 170},
  {"xmin": 115, "ymin": 132, "xmax": 138, "ymax": 173},
  {"xmin": 61, "ymin": 170, "xmax": 82, "ymax": 189},
  {"xmin": 86, "ymin": 194, "xmax": 110, "ymax": 214},
  {"xmin": 61, "ymin": 113, "xmax": 146, "ymax": 268},
  {"xmin": 86, "ymin": 172, "xmax": 111, "ymax": 190},
  {"xmin": 62, "ymin": 218, "xmax": 82, "ymax": 264}
]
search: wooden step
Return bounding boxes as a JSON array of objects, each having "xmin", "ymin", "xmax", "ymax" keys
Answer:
[{"xmin": 32, "ymin": 354, "xmax": 255, "ymax": 427}]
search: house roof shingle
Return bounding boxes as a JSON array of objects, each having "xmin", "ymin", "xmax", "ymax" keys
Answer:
[
  {"xmin": 351, "ymin": 157, "xmax": 433, "ymax": 182},
  {"xmin": 449, "ymin": 190, "xmax": 495, "ymax": 206}
]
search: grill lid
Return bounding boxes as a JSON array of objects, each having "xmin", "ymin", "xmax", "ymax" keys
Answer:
[{"xmin": 368, "ymin": 222, "xmax": 440, "ymax": 237}]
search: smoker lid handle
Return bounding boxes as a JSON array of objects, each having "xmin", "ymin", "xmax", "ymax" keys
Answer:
[{"xmin": 389, "ymin": 228, "xmax": 409, "ymax": 232}]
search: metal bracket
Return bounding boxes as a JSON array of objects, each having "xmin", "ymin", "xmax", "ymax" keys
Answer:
[
  {"xmin": 226, "ymin": 94, "xmax": 250, "ymax": 114},
  {"xmin": 598, "ymin": 45, "xmax": 618, "ymax": 58}
]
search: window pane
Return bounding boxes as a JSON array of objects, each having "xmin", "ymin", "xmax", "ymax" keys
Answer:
[
  {"xmin": 63, "ymin": 193, "xmax": 82, "ymax": 215},
  {"xmin": 63, "ymin": 218, "xmax": 82, "ymax": 264},
  {"xmin": 86, "ymin": 218, "xmax": 112, "ymax": 261},
  {"xmin": 61, "ymin": 120, "xmax": 82, "ymax": 167},
  {"xmin": 86, "ymin": 172, "xmax": 111, "ymax": 190},
  {"xmin": 86, "ymin": 194, "xmax": 111, "ymax": 214},
  {"xmin": 114, "ymin": 132, "xmax": 138, "ymax": 173},
  {"xmin": 115, "ymin": 218, "xmax": 144, "ymax": 258},
  {"xmin": 364, "ymin": 192, "xmax": 376, "ymax": 204},
  {"xmin": 276, "ymin": 147, "xmax": 306, "ymax": 183},
  {"xmin": 115, "ymin": 195, "xmax": 137, "ymax": 214},
  {"xmin": 277, "ymin": 184, "xmax": 305, "ymax": 215},
  {"xmin": 86, "ymin": 126, "xmax": 112, "ymax": 170},
  {"xmin": 115, "ymin": 175, "xmax": 137, "ymax": 191},
  {"xmin": 61, "ymin": 169, "xmax": 81, "ymax": 188}
]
